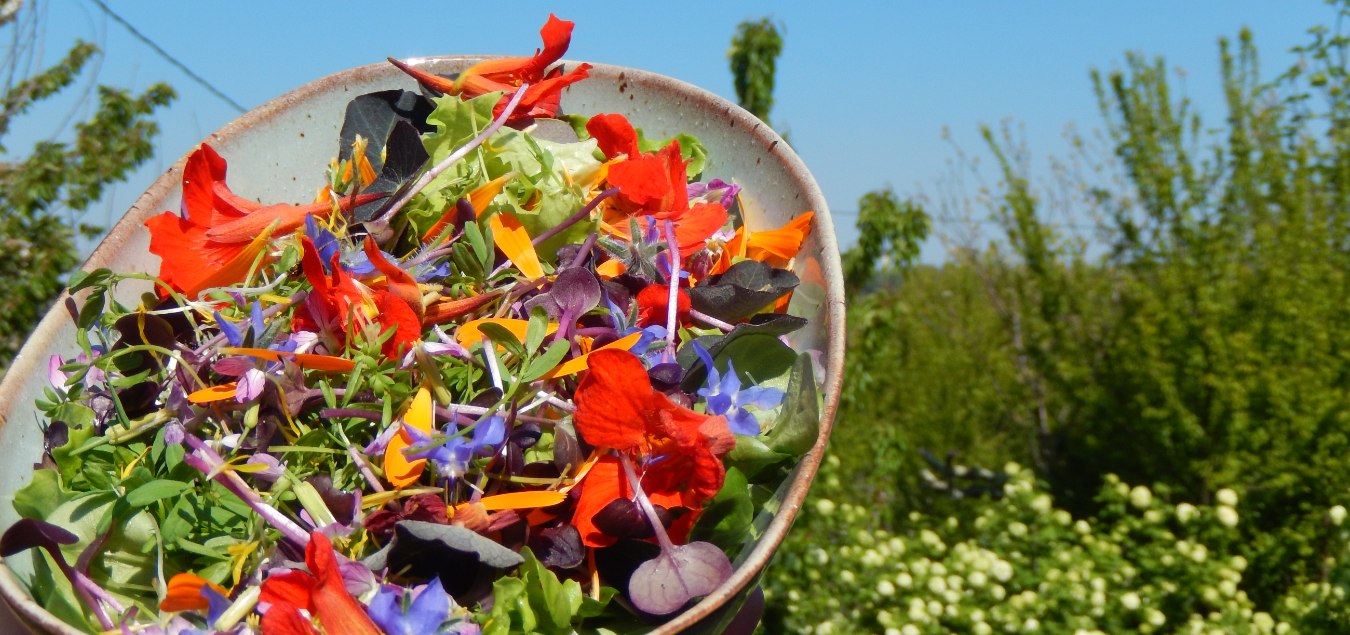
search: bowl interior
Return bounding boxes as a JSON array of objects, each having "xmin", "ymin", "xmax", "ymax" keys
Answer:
[{"xmin": 0, "ymin": 57, "xmax": 844, "ymax": 634}]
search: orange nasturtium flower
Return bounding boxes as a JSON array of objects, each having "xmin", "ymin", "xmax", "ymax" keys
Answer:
[
  {"xmin": 258, "ymin": 531, "xmax": 381, "ymax": 635},
  {"xmin": 570, "ymin": 349, "xmax": 735, "ymax": 547},
  {"xmin": 585, "ymin": 114, "xmax": 728, "ymax": 256},
  {"xmin": 388, "ymin": 14, "xmax": 592, "ymax": 124},
  {"xmin": 710, "ymin": 211, "xmax": 816, "ymax": 276},
  {"xmin": 144, "ymin": 144, "xmax": 380, "ymax": 298}
]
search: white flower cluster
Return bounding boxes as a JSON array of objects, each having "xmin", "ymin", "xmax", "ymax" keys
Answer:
[{"xmin": 766, "ymin": 467, "xmax": 1337, "ymax": 634}]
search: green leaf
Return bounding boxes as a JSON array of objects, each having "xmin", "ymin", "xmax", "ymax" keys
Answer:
[
  {"xmin": 525, "ymin": 307, "xmax": 549, "ymax": 356},
  {"xmin": 765, "ymin": 353, "xmax": 820, "ymax": 456},
  {"xmin": 479, "ymin": 323, "xmax": 527, "ymax": 360},
  {"xmin": 521, "ymin": 340, "xmax": 571, "ymax": 383},
  {"xmin": 691, "ymin": 467, "xmax": 755, "ymax": 550},
  {"xmin": 13, "ymin": 469, "xmax": 70, "ymax": 520},
  {"xmin": 726, "ymin": 435, "xmax": 790, "ymax": 479},
  {"xmin": 67, "ymin": 267, "xmax": 112, "ymax": 293},
  {"xmin": 125, "ymin": 479, "xmax": 191, "ymax": 507}
]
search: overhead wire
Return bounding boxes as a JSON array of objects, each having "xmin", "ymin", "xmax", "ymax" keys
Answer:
[{"xmin": 83, "ymin": 0, "xmax": 246, "ymax": 113}]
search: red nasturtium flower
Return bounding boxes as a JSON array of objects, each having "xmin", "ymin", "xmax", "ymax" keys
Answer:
[
  {"xmin": 144, "ymin": 144, "xmax": 379, "ymax": 298},
  {"xmin": 585, "ymin": 113, "xmax": 728, "ymax": 256},
  {"xmin": 258, "ymin": 531, "xmax": 381, "ymax": 635},
  {"xmin": 388, "ymin": 14, "xmax": 592, "ymax": 124},
  {"xmin": 635, "ymin": 284, "xmax": 691, "ymax": 328},
  {"xmin": 571, "ymin": 349, "xmax": 735, "ymax": 547},
  {"xmin": 292, "ymin": 237, "xmax": 422, "ymax": 360}
]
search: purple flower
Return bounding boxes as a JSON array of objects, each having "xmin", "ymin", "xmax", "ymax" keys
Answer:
[
  {"xmin": 404, "ymin": 414, "xmax": 506, "ymax": 481},
  {"xmin": 692, "ymin": 342, "xmax": 785, "ymax": 436},
  {"xmin": 368, "ymin": 577, "xmax": 478, "ymax": 635}
]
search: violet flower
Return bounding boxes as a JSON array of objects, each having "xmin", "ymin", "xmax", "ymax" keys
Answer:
[
  {"xmin": 403, "ymin": 414, "xmax": 506, "ymax": 481},
  {"xmin": 368, "ymin": 577, "xmax": 478, "ymax": 635},
  {"xmin": 692, "ymin": 342, "xmax": 785, "ymax": 436}
]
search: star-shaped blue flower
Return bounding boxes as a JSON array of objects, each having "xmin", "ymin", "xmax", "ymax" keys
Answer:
[{"xmin": 692, "ymin": 342, "xmax": 785, "ymax": 436}]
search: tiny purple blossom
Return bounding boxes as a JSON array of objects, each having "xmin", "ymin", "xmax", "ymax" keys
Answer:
[
  {"xmin": 369, "ymin": 577, "xmax": 460, "ymax": 635},
  {"xmin": 404, "ymin": 414, "xmax": 506, "ymax": 481},
  {"xmin": 692, "ymin": 342, "xmax": 785, "ymax": 436}
]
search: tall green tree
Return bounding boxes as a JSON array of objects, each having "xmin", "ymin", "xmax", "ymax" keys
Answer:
[
  {"xmin": 0, "ymin": 38, "xmax": 174, "ymax": 373},
  {"xmin": 727, "ymin": 17, "xmax": 783, "ymax": 125}
]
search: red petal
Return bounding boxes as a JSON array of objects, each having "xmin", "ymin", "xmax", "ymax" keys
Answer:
[
  {"xmin": 607, "ymin": 154, "xmax": 675, "ymax": 214},
  {"xmin": 586, "ymin": 113, "xmax": 639, "ymax": 160},
  {"xmin": 260, "ymin": 601, "xmax": 322, "ymax": 635},
  {"xmin": 259, "ymin": 570, "xmax": 317, "ymax": 614},
  {"xmin": 305, "ymin": 532, "xmax": 382, "ymax": 635},
  {"xmin": 674, "ymin": 202, "xmax": 730, "ymax": 257},
  {"xmin": 571, "ymin": 456, "xmax": 627, "ymax": 548},
  {"xmin": 635, "ymin": 284, "xmax": 690, "ymax": 328},
  {"xmin": 387, "ymin": 56, "xmax": 456, "ymax": 93},
  {"xmin": 574, "ymin": 349, "xmax": 655, "ymax": 450},
  {"xmin": 376, "ymin": 291, "xmax": 423, "ymax": 360},
  {"xmin": 363, "ymin": 236, "xmax": 423, "ymax": 318}
]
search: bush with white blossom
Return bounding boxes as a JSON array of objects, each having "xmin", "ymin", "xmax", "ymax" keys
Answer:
[{"xmin": 761, "ymin": 458, "xmax": 1350, "ymax": 634}]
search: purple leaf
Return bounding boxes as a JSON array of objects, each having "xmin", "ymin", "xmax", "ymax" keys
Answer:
[
  {"xmin": 628, "ymin": 541, "xmax": 733, "ymax": 615},
  {"xmin": 0, "ymin": 518, "xmax": 78, "ymax": 557}
]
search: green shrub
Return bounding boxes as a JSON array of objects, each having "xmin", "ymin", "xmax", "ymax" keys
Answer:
[{"xmin": 764, "ymin": 460, "xmax": 1350, "ymax": 634}]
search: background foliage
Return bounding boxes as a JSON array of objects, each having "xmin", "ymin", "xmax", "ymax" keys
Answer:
[
  {"xmin": 0, "ymin": 31, "xmax": 174, "ymax": 375},
  {"xmin": 758, "ymin": 2, "xmax": 1350, "ymax": 632}
]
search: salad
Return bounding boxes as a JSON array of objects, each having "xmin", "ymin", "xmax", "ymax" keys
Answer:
[{"xmin": 0, "ymin": 14, "xmax": 821, "ymax": 635}]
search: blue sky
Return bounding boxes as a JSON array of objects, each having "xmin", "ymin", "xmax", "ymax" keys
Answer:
[{"xmin": 5, "ymin": 1, "xmax": 1337, "ymax": 258}]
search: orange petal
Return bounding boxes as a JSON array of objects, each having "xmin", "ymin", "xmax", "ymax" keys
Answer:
[
  {"xmin": 471, "ymin": 490, "xmax": 567, "ymax": 512},
  {"xmin": 221, "ymin": 347, "xmax": 356, "ymax": 372},
  {"xmin": 455, "ymin": 318, "xmax": 556, "ymax": 348},
  {"xmin": 188, "ymin": 383, "xmax": 238, "ymax": 404},
  {"xmin": 160, "ymin": 572, "xmax": 227, "ymax": 612},
  {"xmin": 489, "ymin": 212, "xmax": 545, "ymax": 280},
  {"xmin": 386, "ymin": 56, "xmax": 456, "ymax": 93},
  {"xmin": 747, "ymin": 211, "xmax": 815, "ymax": 265},
  {"xmin": 421, "ymin": 173, "xmax": 515, "ymax": 242},
  {"xmin": 594, "ymin": 259, "xmax": 627, "ymax": 279},
  {"xmin": 539, "ymin": 332, "xmax": 644, "ymax": 380},
  {"xmin": 383, "ymin": 387, "xmax": 433, "ymax": 488}
]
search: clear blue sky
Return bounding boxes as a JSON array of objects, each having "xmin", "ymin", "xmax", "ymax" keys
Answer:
[{"xmin": 5, "ymin": 0, "xmax": 1337, "ymax": 259}]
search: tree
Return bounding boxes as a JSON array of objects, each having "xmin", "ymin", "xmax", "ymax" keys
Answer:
[
  {"xmin": 0, "ymin": 32, "xmax": 175, "ymax": 373},
  {"xmin": 727, "ymin": 18, "xmax": 783, "ymax": 125}
]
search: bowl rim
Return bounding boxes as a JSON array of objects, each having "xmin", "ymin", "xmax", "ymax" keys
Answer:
[{"xmin": 0, "ymin": 56, "xmax": 846, "ymax": 634}]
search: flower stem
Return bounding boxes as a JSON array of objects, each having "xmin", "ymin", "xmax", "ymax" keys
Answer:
[{"xmin": 617, "ymin": 453, "xmax": 676, "ymax": 553}]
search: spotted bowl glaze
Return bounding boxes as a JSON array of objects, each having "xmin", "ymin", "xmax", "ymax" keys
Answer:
[{"xmin": 0, "ymin": 57, "xmax": 844, "ymax": 634}]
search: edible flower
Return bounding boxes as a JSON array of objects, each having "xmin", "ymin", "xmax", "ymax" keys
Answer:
[
  {"xmin": 368, "ymin": 577, "xmax": 471, "ymax": 635},
  {"xmin": 570, "ymin": 349, "xmax": 734, "ymax": 547},
  {"xmin": 388, "ymin": 14, "xmax": 591, "ymax": 124},
  {"xmin": 693, "ymin": 342, "xmax": 785, "ymax": 436},
  {"xmin": 258, "ymin": 531, "xmax": 381, "ymax": 635},
  {"xmin": 144, "ymin": 144, "xmax": 379, "ymax": 298}
]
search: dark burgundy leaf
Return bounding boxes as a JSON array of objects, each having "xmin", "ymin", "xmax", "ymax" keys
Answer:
[
  {"xmin": 593, "ymin": 499, "xmax": 673, "ymax": 540},
  {"xmin": 527, "ymin": 524, "xmax": 585, "ymax": 570},
  {"xmin": 364, "ymin": 520, "xmax": 524, "ymax": 600},
  {"xmin": 1, "ymin": 518, "xmax": 78, "ymax": 557},
  {"xmin": 306, "ymin": 475, "xmax": 358, "ymax": 526},
  {"xmin": 339, "ymin": 89, "xmax": 434, "ymax": 166},
  {"xmin": 116, "ymin": 381, "xmax": 161, "ymax": 419},
  {"xmin": 594, "ymin": 538, "xmax": 661, "ymax": 593},
  {"xmin": 688, "ymin": 260, "xmax": 799, "ymax": 323},
  {"xmin": 511, "ymin": 422, "xmax": 542, "ymax": 449},
  {"xmin": 648, "ymin": 363, "xmax": 683, "ymax": 391},
  {"xmin": 552, "ymin": 426, "xmax": 582, "ymax": 474}
]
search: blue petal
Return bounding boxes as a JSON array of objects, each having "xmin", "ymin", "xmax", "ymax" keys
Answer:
[
  {"xmin": 367, "ymin": 586, "xmax": 412, "ymax": 635},
  {"xmin": 691, "ymin": 341, "xmax": 720, "ymax": 387},
  {"xmin": 737, "ymin": 386, "xmax": 786, "ymax": 410},
  {"xmin": 249, "ymin": 301, "xmax": 265, "ymax": 339},
  {"xmin": 727, "ymin": 409, "xmax": 761, "ymax": 436},
  {"xmin": 214, "ymin": 311, "xmax": 244, "ymax": 348},
  {"xmin": 406, "ymin": 577, "xmax": 452, "ymax": 632},
  {"xmin": 707, "ymin": 393, "xmax": 733, "ymax": 416}
]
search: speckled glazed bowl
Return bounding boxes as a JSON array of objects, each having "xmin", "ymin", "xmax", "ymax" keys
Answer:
[{"xmin": 0, "ymin": 57, "xmax": 844, "ymax": 634}]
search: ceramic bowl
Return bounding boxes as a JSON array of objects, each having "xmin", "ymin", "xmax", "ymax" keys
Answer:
[{"xmin": 0, "ymin": 57, "xmax": 845, "ymax": 634}]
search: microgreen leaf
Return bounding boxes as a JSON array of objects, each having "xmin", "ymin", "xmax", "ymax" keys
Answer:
[
  {"xmin": 125, "ymin": 479, "xmax": 191, "ymax": 507},
  {"xmin": 521, "ymin": 340, "xmax": 571, "ymax": 383},
  {"xmin": 688, "ymin": 260, "xmax": 798, "ymax": 323},
  {"xmin": 628, "ymin": 541, "xmax": 733, "ymax": 616}
]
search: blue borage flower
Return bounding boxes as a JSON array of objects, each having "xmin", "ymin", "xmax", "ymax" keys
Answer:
[{"xmin": 692, "ymin": 341, "xmax": 786, "ymax": 436}]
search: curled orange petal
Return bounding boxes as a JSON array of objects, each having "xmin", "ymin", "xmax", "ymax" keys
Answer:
[
  {"xmin": 160, "ymin": 572, "xmax": 228, "ymax": 612},
  {"xmin": 221, "ymin": 347, "xmax": 356, "ymax": 372},
  {"xmin": 188, "ymin": 383, "xmax": 238, "ymax": 404},
  {"xmin": 421, "ymin": 173, "xmax": 515, "ymax": 241},
  {"xmin": 489, "ymin": 212, "xmax": 545, "ymax": 280},
  {"xmin": 383, "ymin": 387, "xmax": 433, "ymax": 488},
  {"xmin": 540, "ymin": 332, "xmax": 644, "ymax": 380},
  {"xmin": 470, "ymin": 490, "xmax": 567, "ymax": 512}
]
